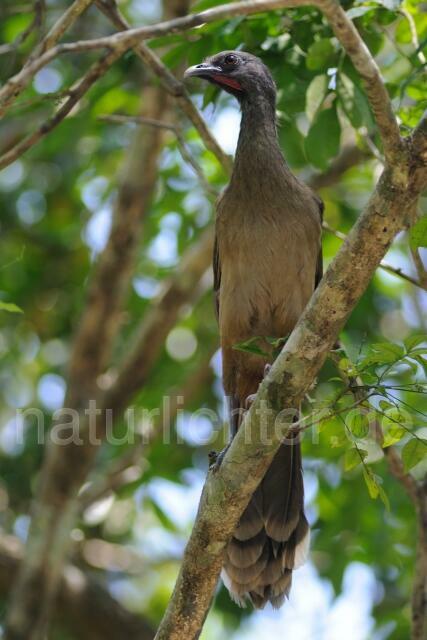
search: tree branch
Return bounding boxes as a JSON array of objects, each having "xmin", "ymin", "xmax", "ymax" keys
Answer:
[
  {"xmin": 79, "ymin": 347, "xmax": 216, "ymax": 510},
  {"xmin": 0, "ymin": 536, "xmax": 154, "ymax": 640},
  {"xmin": 4, "ymin": 0, "xmax": 194, "ymax": 635},
  {"xmin": 106, "ymin": 227, "xmax": 214, "ymax": 410},
  {"xmin": 0, "ymin": 0, "xmax": 307, "ymax": 117},
  {"xmin": 95, "ymin": 0, "xmax": 233, "ymax": 175},
  {"xmin": 0, "ymin": 45, "xmax": 125, "ymax": 170},
  {"xmin": 315, "ymin": 0, "xmax": 404, "ymax": 167},
  {"xmin": 30, "ymin": 0, "xmax": 95, "ymax": 58},
  {"xmin": 154, "ymin": 130, "xmax": 427, "ymax": 640},
  {"xmin": 0, "ymin": 0, "xmax": 403, "ymax": 172}
]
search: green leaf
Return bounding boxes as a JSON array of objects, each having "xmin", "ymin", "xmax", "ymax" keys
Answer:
[
  {"xmin": 405, "ymin": 334, "xmax": 427, "ymax": 351},
  {"xmin": 370, "ymin": 342, "xmax": 404, "ymax": 363},
  {"xmin": 306, "ymin": 74, "xmax": 328, "ymax": 123},
  {"xmin": 330, "ymin": 432, "xmax": 348, "ymax": 448},
  {"xmin": 347, "ymin": 411, "xmax": 370, "ymax": 438},
  {"xmin": 278, "ymin": 119, "xmax": 306, "ymax": 168},
  {"xmin": 380, "ymin": 407, "xmax": 411, "ymax": 447},
  {"xmin": 233, "ymin": 337, "xmax": 269, "ymax": 358},
  {"xmin": 382, "ymin": 410, "xmax": 406, "ymax": 447},
  {"xmin": 0, "ymin": 301, "xmax": 23, "ymax": 314},
  {"xmin": 202, "ymin": 83, "xmax": 220, "ymax": 109},
  {"xmin": 402, "ymin": 438, "xmax": 427, "ymax": 472},
  {"xmin": 378, "ymin": 484, "xmax": 390, "ymax": 511},
  {"xmin": 306, "ymin": 39, "xmax": 335, "ymax": 71},
  {"xmin": 409, "ymin": 216, "xmax": 427, "ymax": 249},
  {"xmin": 362, "ymin": 467, "xmax": 389, "ymax": 508},
  {"xmin": 363, "ymin": 467, "xmax": 379, "ymax": 499},
  {"xmin": 344, "ymin": 447, "xmax": 367, "ymax": 471},
  {"xmin": 305, "ymin": 107, "xmax": 341, "ymax": 170},
  {"xmin": 337, "ymin": 73, "xmax": 373, "ymax": 129}
]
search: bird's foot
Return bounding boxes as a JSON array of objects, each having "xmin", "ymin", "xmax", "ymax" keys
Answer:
[
  {"xmin": 245, "ymin": 365, "xmax": 272, "ymax": 409},
  {"xmin": 245, "ymin": 393, "xmax": 257, "ymax": 410},
  {"xmin": 208, "ymin": 444, "xmax": 230, "ymax": 473}
]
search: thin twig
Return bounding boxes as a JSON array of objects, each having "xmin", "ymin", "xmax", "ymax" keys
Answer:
[
  {"xmin": 400, "ymin": 8, "xmax": 426, "ymax": 65},
  {"xmin": 0, "ymin": 0, "xmax": 45, "ymax": 56},
  {"xmin": 0, "ymin": 46, "xmax": 124, "ymax": 170},
  {"xmin": 411, "ymin": 246, "xmax": 427, "ymax": 290},
  {"xmin": 95, "ymin": 0, "xmax": 232, "ymax": 175},
  {"xmin": 98, "ymin": 114, "xmax": 219, "ymax": 197},
  {"xmin": 0, "ymin": 0, "xmax": 404, "ymax": 170},
  {"xmin": 323, "ymin": 222, "xmax": 426, "ymax": 290}
]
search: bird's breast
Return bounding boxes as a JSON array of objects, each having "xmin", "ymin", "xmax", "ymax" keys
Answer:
[{"xmin": 217, "ymin": 205, "xmax": 320, "ymax": 345}]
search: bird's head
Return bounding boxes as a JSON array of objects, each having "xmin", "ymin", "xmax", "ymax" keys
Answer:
[{"xmin": 184, "ymin": 51, "xmax": 276, "ymax": 106}]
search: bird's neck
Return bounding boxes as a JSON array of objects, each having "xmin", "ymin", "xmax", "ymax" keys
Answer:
[{"xmin": 231, "ymin": 96, "xmax": 290, "ymax": 189}]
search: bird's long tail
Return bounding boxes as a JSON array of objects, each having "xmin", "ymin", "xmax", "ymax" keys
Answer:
[{"xmin": 222, "ymin": 434, "xmax": 309, "ymax": 608}]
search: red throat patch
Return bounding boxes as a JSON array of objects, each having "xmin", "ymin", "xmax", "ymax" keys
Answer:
[{"xmin": 212, "ymin": 74, "xmax": 242, "ymax": 91}]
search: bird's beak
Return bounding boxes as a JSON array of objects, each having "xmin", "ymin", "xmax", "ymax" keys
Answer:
[
  {"xmin": 184, "ymin": 63, "xmax": 243, "ymax": 92},
  {"xmin": 184, "ymin": 63, "xmax": 223, "ymax": 80}
]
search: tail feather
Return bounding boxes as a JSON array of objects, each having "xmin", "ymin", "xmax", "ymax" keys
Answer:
[
  {"xmin": 227, "ymin": 530, "xmax": 265, "ymax": 568},
  {"xmin": 222, "ymin": 436, "xmax": 309, "ymax": 609},
  {"xmin": 233, "ymin": 486, "xmax": 263, "ymax": 541}
]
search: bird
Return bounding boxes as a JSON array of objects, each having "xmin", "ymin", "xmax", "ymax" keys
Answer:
[{"xmin": 184, "ymin": 51, "xmax": 323, "ymax": 609}]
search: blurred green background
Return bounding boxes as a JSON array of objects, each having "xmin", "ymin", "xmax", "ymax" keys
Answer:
[{"xmin": 0, "ymin": 0, "xmax": 426, "ymax": 638}]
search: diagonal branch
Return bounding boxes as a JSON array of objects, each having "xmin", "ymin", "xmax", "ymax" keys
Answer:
[
  {"xmin": 0, "ymin": 45, "xmax": 125, "ymax": 170},
  {"xmin": 154, "ymin": 125, "xmax": 427, "ymax": 640},
  {"xmin": 315, "ymin": 0, "xmax": 404, "ymax": 167},
  {"xmin": 30, "ymin": 0, "xmax": 95, "ymax": 58},
  {"xmin": 79, "ymin": 346, "xmax": 216, "ymax": 511}
]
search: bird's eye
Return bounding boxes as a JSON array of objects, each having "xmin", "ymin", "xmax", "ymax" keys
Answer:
[{"xmin": 223, "ymin": 54, "xmax": 238, "ymax": 66}]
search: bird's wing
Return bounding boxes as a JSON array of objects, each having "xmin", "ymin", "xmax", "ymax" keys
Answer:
[{"xmin": 213, "ymin": 232, "xmax": 221, "ymax": 320}]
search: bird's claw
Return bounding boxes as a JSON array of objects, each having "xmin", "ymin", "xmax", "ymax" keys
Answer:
[
  {"xmin": 208, "ymin": 444, "xmax": 230, "ymax": 473},
  {"xmin": 245, "ymin": 393, "xmax": 257, "ymax": 410},
  {"xmin": 245, "ymin": 365, "xmax": 271, "ymax": 409}
]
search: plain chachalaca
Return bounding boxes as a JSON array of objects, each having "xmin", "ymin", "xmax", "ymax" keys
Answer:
[{"xmin": 185, "ymin": 51, "xmax": 323, "ymax": 608}]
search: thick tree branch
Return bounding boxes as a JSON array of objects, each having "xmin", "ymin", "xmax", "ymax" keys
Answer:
[
  {"xmin": 315, "ymin": 0, "xmax": 404, "ymax": 167},
  {"xmin": 154, "ymin": 132, "xmax": 427, "ymax": 640},
  {"xmin": 0, "ymin": 536, "xmax": 154, "ymax": 640}
]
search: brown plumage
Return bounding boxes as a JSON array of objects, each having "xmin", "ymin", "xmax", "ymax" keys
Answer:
[{"xmin": 185, "ymin": 51, "xmax": 323, "ymax": 608}]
